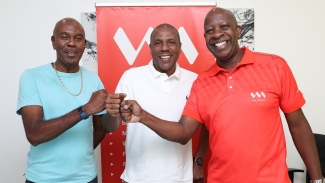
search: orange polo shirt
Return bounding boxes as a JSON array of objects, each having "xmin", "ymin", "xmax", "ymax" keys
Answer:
[{"xmin": 183, "ymin": 47, "xmax": 305, "ymax": 183}]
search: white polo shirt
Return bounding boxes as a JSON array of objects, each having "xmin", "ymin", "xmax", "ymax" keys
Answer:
[{"xmin": 117, "ymin": 61, "xmax": 197, "ymax": 183}]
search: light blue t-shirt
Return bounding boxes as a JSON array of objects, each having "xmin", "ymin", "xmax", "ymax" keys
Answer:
[{"xmin": 17, "ymin": 63, "xmax": 105, "ymax": 183}]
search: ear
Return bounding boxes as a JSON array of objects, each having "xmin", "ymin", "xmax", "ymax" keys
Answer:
[
  {"xmin": 203, "ymin": 32, "xmax": 208, "ymax": 40},
  {"xmin": 236, "ymin": 25, "xmax": 242, "ymax": 38},
  {"xmin": 51, "ymin": 36, "xmax": 56, "ymax": 50}
]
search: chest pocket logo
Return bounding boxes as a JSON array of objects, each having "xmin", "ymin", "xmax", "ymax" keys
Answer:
[{"xmin": 250, "ymin": 92, "xmax": 266, "ymax": 102}]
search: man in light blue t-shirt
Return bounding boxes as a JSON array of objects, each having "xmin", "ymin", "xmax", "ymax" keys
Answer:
[{"xmin": 17, "ymin": 17, "xmax": 119, "ymax": 183}]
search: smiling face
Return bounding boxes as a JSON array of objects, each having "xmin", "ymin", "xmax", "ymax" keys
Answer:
[
  {"xmin": 204, "ymin": 8, "xmax": 242, "ymax": 64},
  {"xmin": 51, "ymin": 18, "xmax": 86, "ymax": 72},
  {"xmin": 149, "ymin": 24, "xmax": 181, "ymax": 76}
]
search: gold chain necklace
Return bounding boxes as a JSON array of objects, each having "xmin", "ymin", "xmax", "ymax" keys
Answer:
[{"xmin": 53, "ymin": 63, "xmax": 83, "ymax": 96}]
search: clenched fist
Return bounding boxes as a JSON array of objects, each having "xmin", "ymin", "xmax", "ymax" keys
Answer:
[
  {"xmin": 83, "ymin": 89, "xmax": 107, "ymax": 116},
  {"xmin": 105, "ymin": 93, "xmax": 126, "ymax": 117}
]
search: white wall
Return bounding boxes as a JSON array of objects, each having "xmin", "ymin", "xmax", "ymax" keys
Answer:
[{"xmin": 1, "ymin": 0, "xmax": 324, "ymax": 183}]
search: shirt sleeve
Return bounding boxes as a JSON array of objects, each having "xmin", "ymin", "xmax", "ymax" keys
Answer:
[
  {"xmin": 279, "ymin": 59, "xmax": 305, "ymax": 113},
  {"xmin": 16, "ymin": 70, "xmax": 42, "ymax": 115},
  {"xmin": 95, "ymin": 75, "xmax": 107, "ymax": 116},
  {"xmin": 115, "ymin": 70, "xmax": 133, "ymax": 100},
  {"xmin": 182, "ymin": 79, "xmax": 203, "ymax": 123}
]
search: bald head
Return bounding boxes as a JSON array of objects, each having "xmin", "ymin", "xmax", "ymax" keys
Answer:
[
  {"xmin": 51, "ymin": 17, "xmax": 86, "ymax": 71},
  {"xmin": 150, "ymin": 23, "xmax": 181, "ymax": 44},
  {"xmin": 204, "ymin": 7, "xmax": 238, "ymax": 29},
  {"xmin": 53, "ymin": 18, "xmax": 84, "ymax": 37},
  {"xmin": 203, "ymin": 7, "xmax": 243, "ymax": 67}
]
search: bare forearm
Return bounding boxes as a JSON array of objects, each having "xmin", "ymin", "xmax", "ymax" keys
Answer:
[
  {"xmin": 24, "ymin": 108, "xmax": 82, "ymax": 146},
  {"xmin": 92, "ymin": 115, "xmax": 107, "ymax": 149},
  {"xmin": 194, "ymin": 125, "xmax": 209, "ymax": 158},
  {"xmin": 121, "ymin": 100, "xmax": 201, "ymax": 144},
  {"xmin": 22, "ymin": 90, "xmax": 108, "ymax": 146},
  {"xmin": 101, "ymin": 113, "xmax": 121, "ymax": 132},
  {"xmin": 141, "ymin": 111, "xmax": 198, "ymax": 145},
  {"xmin": 289, "ymin": 122, "xmax": 322, "ymax": 179},
  {"xmin": 193, "ymin": 125, "xmax": 209, "ymax": 181},
  {"xmin": 93, "ymin": 129, "xmax": 106, "ymax": 149}
]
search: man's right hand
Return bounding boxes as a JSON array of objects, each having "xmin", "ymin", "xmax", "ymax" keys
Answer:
[
  {"xmin": 120, "ymin": 100, "xmax": 144, "ymax": 123},
  {"xmin": 83, "ymin": 89, "xmax": 108, "ymax": 116}
]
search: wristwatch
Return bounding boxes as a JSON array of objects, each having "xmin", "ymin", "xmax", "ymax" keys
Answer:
[
  {"xmin": 310, "ymin": 178, "xmax": 325, "ymax": 183},
  {"xmin": 193, "ymin": 157, "xmax": 204, "ymax": 166},
  {"xmin": 78, "ymin": 106, "xmax": 89, "ymax": 119}
]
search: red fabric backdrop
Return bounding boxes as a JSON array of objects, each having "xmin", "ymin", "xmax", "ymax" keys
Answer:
[{"xmin": 96, "ymin": 5, "xmax": 215, "ymax": 183}]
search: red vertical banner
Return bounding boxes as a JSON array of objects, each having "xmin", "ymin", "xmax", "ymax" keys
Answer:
[{"xmin": 96, "ymin": 4, "xmax": 215, "ymax": 183}]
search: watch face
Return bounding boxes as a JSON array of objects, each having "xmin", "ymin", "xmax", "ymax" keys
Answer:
[{"xmin": 195, "ymin": 157, "xmax": 204, "ymax": 166}]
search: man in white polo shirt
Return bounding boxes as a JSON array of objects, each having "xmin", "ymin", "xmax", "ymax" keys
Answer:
[{"xmin": 102, "ymin": 23, "xmax": 197, "ymax": 183}]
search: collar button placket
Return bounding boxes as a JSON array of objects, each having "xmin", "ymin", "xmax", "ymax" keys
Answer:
[{"xmin": 227, "ymin": 74, "xmax": 234, "ymax": 93}]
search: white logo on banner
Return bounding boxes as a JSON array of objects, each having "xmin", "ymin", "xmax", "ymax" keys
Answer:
[{"xmin": 113, "ymin": 27, "xmax": 198, "ymax": 65}]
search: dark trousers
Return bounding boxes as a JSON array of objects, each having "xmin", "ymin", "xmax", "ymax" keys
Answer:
[{"xmin": 26, "ymin": 176, "xmax": 98, "ymax": 183}]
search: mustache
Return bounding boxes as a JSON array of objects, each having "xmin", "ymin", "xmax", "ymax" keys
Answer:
[{"xmin": 63, "ymin": 48, "xmax": 78, "ymax": 53}]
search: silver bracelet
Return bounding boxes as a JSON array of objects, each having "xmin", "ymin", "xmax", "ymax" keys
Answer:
[{"xmin": 310, "ymin": 177, "xmax": 325, "ymax": 183}]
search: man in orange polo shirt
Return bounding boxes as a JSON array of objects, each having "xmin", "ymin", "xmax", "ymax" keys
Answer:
[{"xmin": 111, "ymin": 7, "xmax": 324, "ymax": 183}]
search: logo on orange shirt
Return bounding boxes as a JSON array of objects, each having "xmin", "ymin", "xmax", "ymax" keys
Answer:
[{"xmin": 251, "ymin": 92, "xmax": 266, "ymax": 102}]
